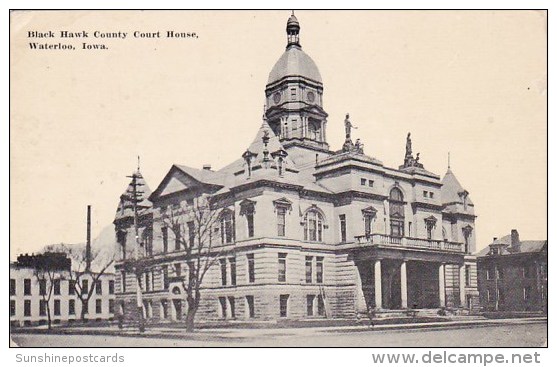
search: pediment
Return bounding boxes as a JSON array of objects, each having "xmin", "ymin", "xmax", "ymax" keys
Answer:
[{"xmin": 151, "ymin": 166, "xmax": 202, "ymax": 200}]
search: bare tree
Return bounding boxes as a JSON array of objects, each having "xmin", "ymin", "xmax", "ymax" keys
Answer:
[
  {"xmin": 162, "ymin": 195, "xmax": 225, "ymax": 332},
  {"xmin": 62, "ymin": 245, "xmax": 115, "ymax": 321},
  {"xmin": 33, "ymin": 267, "xmax": 64, "ymax": 330}
]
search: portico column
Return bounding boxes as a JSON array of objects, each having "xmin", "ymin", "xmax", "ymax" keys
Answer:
[
  {"xmin": 374, "ymin": 260, "xmax": 382, "ymax": 309},
  {"xmin": 459, "ymin": 264, "xmax": 466, "ymax": 307},
  {"xmin": 438, "ymin": 263, "xmax": 446, "ymax": 307},
  {"xmin": 400, "ymin": 261, "xmax": 408, "ymax": 308}
]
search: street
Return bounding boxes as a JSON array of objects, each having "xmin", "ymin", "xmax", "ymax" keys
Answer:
[{"xmin": 11, "ymin": 321, "xmax": 547, "ymax": 347}]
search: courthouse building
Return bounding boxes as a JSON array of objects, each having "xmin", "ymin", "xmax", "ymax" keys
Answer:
[{"xmin": 114, "ymin": 14, "xmax": 479, "ymax": 323}]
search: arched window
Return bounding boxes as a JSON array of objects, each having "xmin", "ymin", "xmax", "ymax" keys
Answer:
[
  {"xmin": 304, "ymin": 209, "xmax": 324, "ymax": 242},
  {"xmin": 220, "ymin": 209, "xmax": 234, "ymax": 244},
  {"xmin": 389, "ymin": 187, "xmax": 405, "ymax": 237}
]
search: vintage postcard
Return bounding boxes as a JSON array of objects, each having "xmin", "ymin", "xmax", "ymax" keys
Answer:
[{"xmin": 9, "ymin": 10, "xmax": 547, "ymax": 350}]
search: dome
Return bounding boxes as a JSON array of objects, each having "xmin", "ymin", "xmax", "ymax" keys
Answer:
[{"xmin": 267, "ymin": 46, "xmax": 322, "ymax": 85}]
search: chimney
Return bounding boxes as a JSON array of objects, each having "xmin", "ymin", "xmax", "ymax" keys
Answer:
[
  {"xmin": 511, "ymin": 229, "xmax": 520, "ymax": 252},
  {"xmin": 86, "ymin": 205, "xmax": 92, "ymax": 272},
  {"xmin": 202, "ymin": 164, "xmax": 212, "ymax": 171}
]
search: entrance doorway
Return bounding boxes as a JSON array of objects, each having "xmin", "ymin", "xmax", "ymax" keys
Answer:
[{"xmin": 407, "ymin": 261, "xmax": 440, "ymax": 308}]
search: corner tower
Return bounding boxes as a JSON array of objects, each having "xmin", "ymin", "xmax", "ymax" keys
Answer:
[{"xmin": 265, "ymin": 13, "xmax": 330, "ymax": 157}]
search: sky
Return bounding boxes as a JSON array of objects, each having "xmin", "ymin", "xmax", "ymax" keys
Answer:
[{"xmin": 10, "ymin": 10, "xmax": 547, "ymax": 259}]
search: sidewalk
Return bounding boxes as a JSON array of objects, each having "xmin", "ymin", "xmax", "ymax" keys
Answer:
[{"xmin": 11, "ymin": 316, "xmax": 547, "ymax": 341}]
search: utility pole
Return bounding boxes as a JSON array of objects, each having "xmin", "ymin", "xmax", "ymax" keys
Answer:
[{"xmin": 125, "ymin": 164, "xmax": 145, "ymax": 333}]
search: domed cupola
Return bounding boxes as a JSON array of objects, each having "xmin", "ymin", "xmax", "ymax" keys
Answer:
[{"xmin": 265, "ymin": 12, "xmax": 329, "ymax": 154}]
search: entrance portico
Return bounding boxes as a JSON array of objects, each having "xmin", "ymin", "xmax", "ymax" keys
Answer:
[{"xmin": 354, "ymin": 246, "xmax": 465, "ymax": 310}]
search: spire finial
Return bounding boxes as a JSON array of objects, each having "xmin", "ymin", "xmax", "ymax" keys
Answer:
[
  {"xmin": 448, "ymin": 152, "xmax": 451, "ymax": 170},
  {"xmin": 137, "ymin": 155, "xmax": 141, "ymax": 172}
]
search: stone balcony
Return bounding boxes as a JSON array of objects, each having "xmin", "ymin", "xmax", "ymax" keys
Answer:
[{"xmin": 354, "ymin": 234, "xmax": 463, "ymax": 253}]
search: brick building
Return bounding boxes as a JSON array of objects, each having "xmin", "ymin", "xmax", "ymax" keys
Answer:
[
  {"xmin": 477, "ymin": 230, "xmax": 547, "ymax": 312},
  {"xmin": 10, "ymin": 253, "xmax": 116, "ymax": 326},
  {"xmin": 113, "ymin": 14, "xmax": 480, "ymax": 324}
]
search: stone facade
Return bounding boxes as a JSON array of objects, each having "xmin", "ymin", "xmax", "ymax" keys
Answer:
[{"xmin": 113, "ymin": 14, "xmax": 480, "ymax": 324}]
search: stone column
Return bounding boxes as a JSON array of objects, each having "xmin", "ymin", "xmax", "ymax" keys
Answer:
[
  {"xmin": 459, "ymin": 264, "xmax": 466, "ymax": 307},
  {"xmin": 401, "ymin": 261, "xmax": 408, "ymax": 308},
  {"xmin": 374, "ymin": 260, "xmax": 382, "ymax": 309},
  {"xmin": 439, "ymin": 263, "xmax": 446, "ymax": 307}
]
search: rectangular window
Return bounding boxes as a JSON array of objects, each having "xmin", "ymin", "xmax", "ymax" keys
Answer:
[
  {"xmin": 145, "ymin": 272, "xmax": 150, "ymax": 292},
  {"xmin": 39, "ymin": 279, "xmax": 47, "ymax": 296},
  {"xmin": 24, "ymin": 279, "xmax": 31, "ymax": 295},
  {"xmin": 10, "ymin": 279, "xmax": 16, "ymax": 296},
  {"xmin": 69, "ymin": 280, "xmax": 76, "ymax": 295},
  {"xmin": 69, "ymin": 299, "xmax": 75, "ymax": 315},
  {"xmin": 10, "ymin": 300, "xmax": 16, "ymax": 317},
  {"xmin": 290, "ymin": 88, "xmax": 296, "ymax": 100},
  {"xmin": 54, "ymin": 299, "xmax": 61, "ymax": 316},
  {"xmin": 368, "ymin": 180, "xmax": 374, "ymax": 187},
  {"xmin": 174, "ymin": 225, "xmax": 181, "ymax": 250},
  {"xmin": 364, "ymin": 214, "xmax": 373, "ymax": 236},
  {"xmin": 162, "ymin": 265, "xmax": 169, "ymax": 290},
  {"xmin": 219, "ymin": 297, "xmax": 227, "ymax": 318},
  {"xmin": 246, "ymin": 296, "xmax": 255, "ymax": 318},
  {"xmin": 278, "ymin": 253, "xmax": 287, "ymax": 282},
  {"xmin": 83, "ymin": 301, "xmax": 89, "ymax": 315},
  {"xmin": 361, "ymin": 178, "xmax": 367, "ymax": 186},
  {"xmin": 486, "ymin": 269, "xmax": 492, "ymax": 280},
  {"xmin": 339, "ymin": 214, "xmax": 347, "ymax": 243},
  {"xmin": 40, "ymin": 300, "xmax": 47, "ymax": 316},
  {"xmin": 305, "ymin": 256, "xmax": 313, "ymax": 283},
  {"xmin": 317, "ymin": 295, "xmax": 325, "ymax": 316},
  {"xmin": 523, "ymin": 286, "xmax": 532, "ymax": 302},
  {"xmin": 247, "ymin": 254, "xmax": 255, "ymax": 283},
  {"xmin": 82, "ymin": 279, "xmax": 89, "ymax": 295},
  {"xmin": 316, "ymin": 257, "xmax": 324, "ymax": 283},
  {"xmin": 174, "ymin": 263, "xmax": 182, "ymax": 277},
  {"xmin": 53, "ymin": 279, "xmax": 61, "ymax": 295},
  {"xmin": 229, "ymin": 257, "xmax": 237, "ymax": 286},
  {"xmin": 306, "ymin": 295, "xmax": 315, "ymax": 316},
  {"xmin": 423, "ymin": 191, "xmax": 428, "ymax": 198},
  {"xmin": 187, "ymin": 221, "xmax": 195, "ymax": 247},
  {"xmin": 496, "ymin": 267, "xmax": 503, "ymax": 279},
  {"xmin": 279, "ymin": 294, "xmax": 289, "ymax": 317},
  {"xmin": 121, "ymin": 271, "xmax": 127, "ymax": 292},
  {"xmin": 95, "ymin": 280, "xmax": 102, "ymax": 295},
  {"xmin": 277, "ymin": 207, "xmax": 286, "ymax": 237},
  {"xmin": 465, "ymin": 265, "xmax": 472, "ymax": 287},
  {"xmin": 24, "ymin": 300, "xmax": 31, "ymax": 316},
  {"xmin": 162, "ymin": 226, "xmax": 168, "ymax": 253},
  {"xmin": 220, "ymin": 258, "xmax": 227, "ymax": 286},
  {"xmin": 486, "ymin": 290, "xmax": 491, "ymax": 303},
  {"xmin": 109, "ymin": 280, "xmax": 115, "ymax": 295},
  {"xmin": 429, "ymin": 192, "xmax": 434, "ymax": 198},
  {"xmin": 96, "ymin": 299, "xmax": 102, "ymax": 314},
  {"xmin": 109, "ymin": 299, "xmax": 115, "ymax": 314},
  {"xmin": 228, "ymin": 297, "xmax": 235, "ymax": 318},
  {"xmin": 246, "ymin": 212, "xmax": 254, "ymax": 238},
  {"xmin": 523, "ymin": 265, "xmax": 533, "ymax": 278}
]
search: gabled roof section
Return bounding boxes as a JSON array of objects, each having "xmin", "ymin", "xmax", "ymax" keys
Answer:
[
  {"xmin": 441, "ymin": 168, "xmax": 474, "ymax": 205},
  {"xmin": 149, "ymin": 164, "xmax": 225, "ymax": 201},
  {"xmin": 476, "ymin": 236, "xmax": 547, "ymax": 257},
  {"xmin": 114, "ymin": 170, "xmax": 152, "ymax": 221}
]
